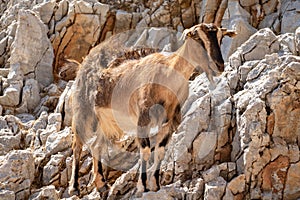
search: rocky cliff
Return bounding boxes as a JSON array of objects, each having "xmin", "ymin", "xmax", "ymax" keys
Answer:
[{"xmin": 0, "ymin": 0, "xmax": 299, "ymax": 199}]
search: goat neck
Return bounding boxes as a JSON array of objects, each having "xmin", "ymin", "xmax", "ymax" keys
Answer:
[{"xmin": 172, "ymin": 37, "xmax": 212, "ymax": 80}]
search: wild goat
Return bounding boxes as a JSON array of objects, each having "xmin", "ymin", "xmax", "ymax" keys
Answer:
[{"xmin": 69, "ymin": 23, "xmax": 236, "ymax": 195}]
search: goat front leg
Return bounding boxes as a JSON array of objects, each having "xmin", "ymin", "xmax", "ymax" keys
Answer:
[
  {"xmin": 136, "ymin": 108, "xmax": 152, "ymax": 193},
  {"xmin": 148, "ymin": 123, "xmax": 171, "ymax": 191},
  {"xmin": 136, "ymin": 128, "xmax": 151, "ymax": 193},
  {"xmin": 69, "ymin": 134, "xmax": 82, "ymax": 196}
]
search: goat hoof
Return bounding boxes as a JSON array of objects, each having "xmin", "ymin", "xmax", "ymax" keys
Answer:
[
  {"xmin": 68, "ymin": 187, "xmax": 79, "ymax": 197},
  {"xmin": 98, "ymin": 184, "xmax": 109, "ymax": 193}
]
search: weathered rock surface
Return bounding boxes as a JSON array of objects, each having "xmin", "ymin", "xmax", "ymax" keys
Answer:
[
  {"xmin": 0, "ymin": 150, "xmax": 35, "ymax": 200},
  {"xmin": 0, "ymin": 0, "xmax": 299, "ymax": 200}
]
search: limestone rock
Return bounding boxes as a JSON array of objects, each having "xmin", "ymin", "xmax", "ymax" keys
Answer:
[
  {"xmin": 221, "ymin": 1, "xmax": 257, "ymax": 60},
  {"xmin": 281, "ymin": 1, "xmax": 300, "ymax": 33},
  {"xmin": 278, "ymin": 33, "xmax": 297, "ymax": 55},
  {"xmin": 0, "ymin": 68, "xmax": 23, "ymax": 107},
  {"xmin": 32, "ymin": 0, "xmax": 56, "ymax": 24},
  {"xmin": 240, "ymin": 28, "xmax": 279, "ymax": 61},
  {"xmin": 17, "ymin": 79, "xmax": 40, "ymax": 113},
  {"xmin": 204, "ymin": 177, "xmax": 227, "ymax": 200},
  {"xmin": 0, "ymin": 190, "xmax": 15, "ymax": 200},
  {"xmin": 29, "ymin": 185, "xmax": 60, "ymax": 200},
  {"xmin": 0, "ymin": 115, "xmax": 23, "ymax": 155},
  {"xmin": 192, "ymin": 132, "xmax": 217, "ymax": 165},
  {"xmin": 9, "ymin": 10, "xmax": 54, "ymax": 88},
  {"xmin": 45, "ymin": 127, "xmax": 72, "ymax": 156},
  {"xmin": 0, "ymin": 150, "xmax": 35, "ymax": 200},
  {"xmin": 0, "ymin": 128, "xmax": 21, "ymax": 156},
  {"xmin": 43, "ymin": 154, "xmax": 65, "ymax": 186}
]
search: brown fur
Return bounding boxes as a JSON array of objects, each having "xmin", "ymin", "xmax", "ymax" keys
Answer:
[{"xmin": 69, "ymin": 23, "xmax": 236, "ymax": 195}]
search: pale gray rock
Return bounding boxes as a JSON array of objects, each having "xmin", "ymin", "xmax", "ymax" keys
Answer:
[
  {"xmin": 230, "ymin": 50, "xmax": 300, "ymax": 199},
  {"xmin": 16, "ymin": 79, "xmax": 40, "ymax": 113},
  {"xmin": 9, "ymin": 10, "xmax": 54, "ymax": 88},
  {"xmin": 0, "ymin": 190, "xmax": 15, "ymax": 200},
  {"xmin": 93, "ymin": 2, "xmax": 110, "ymax": 28},
  {"xmin": 0, "ymin": 65, "xmax": 23, "ymax": 106},
  {"xmin": 204, "ymin": 176, "xmax": 227, "ymax": 200},
  {"xmin": 32, "ymin": 0, "xmax": 56, "ymax": 24},
  {"xmin": 55, "ymin": 0, "xmax": 69, "ymax": 22},
  {"xmin": 139, "ymin": 191, "xmax": 174, "ymax": 200},
  {"xmin": 258, "ymin": 12, "xmax": 279, "ymax": 31},
  {"xmin": 277, "ymin": 33, "xmax": 297, "ymax": 55},
  {"xmin": 223, "ymin": 187, "xmax": 234, "ymax": 200},
  {"xmin": 81, "ymin": 188, "xmax": 101, "ymax": 200},
  {"xmin": 202, "ymin": 165, "xmax": 221, "ymax": 183},
  {"xmin": 47, "ymin": 113, "xmax": 62, "ymax": 132},
  {"xmin": 0, "ymin": 115, "xmax": 23, "ymax": 155},
  {"xmin": 0, "ymin": 150, "xmax": 35, "ymax": 200},
  {"xmin": 238, "ymin": 60, "xmax": 260, "ymax": 84},
  {"xmin": 185, "ymin": 178, "xmax": 205, "ymax": 200},
  {"xmin": 107, "ymin": 163, "xmax": 139, "ymax": 200},
  {"xmin": 45, "ymin": 127, "xmax": 72, "ymax": 156},
  {"xmin": 281, "ymin": 0, "xmax": 300, "ymax": 33},
  {"xmin": 192, "ymin": 132, "xmax": 217, "ymax": 165},
  {"xmin": 221, "ymin": 1, "xmax": 257, "ymax": 60},
  {"xmin": 15, "ymin": 113, "xmax": 35, "ymax": 123},
  {"xmin": 29, "ymin": 185, "xmax": 60, "ymax": 200},
  {"xmin": 132, "ymin": 27, "xmax": 181, "ymax": 51},
  {"xmin": 32, "ymin": 111, "xmax": 48, "ymax": 131},
  {"xmin": 43, "ymin": 154, "xmax": 65, "ymax": 186},
  {"xmin": 74, "ymin": 0, "xmax": 94, "ymax": 14},
  {"xmin": 0, "ymin": 128, "xmax": 21, "ymax": 156},
  {"xmin": 79, "ymin": 157, "xmax": 92, "ymax": 174},
  {"xmin": 240, "ymin": 28, "xmax": 279, "ymax": 61}
]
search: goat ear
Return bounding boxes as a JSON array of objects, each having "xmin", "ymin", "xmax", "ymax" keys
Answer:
[{"xmin": 221, "ymin": 28, "xmax": 237, "ymax": 37}]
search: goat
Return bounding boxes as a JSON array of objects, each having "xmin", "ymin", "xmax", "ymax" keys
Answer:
[{"xmin": 68, "ymin": 23, "xmax": 236, "ymax": 195}]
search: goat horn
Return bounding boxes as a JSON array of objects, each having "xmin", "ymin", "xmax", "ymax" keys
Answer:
[
  {"xmin": 180, "ymin": 25, "xmax": 199, "ymax": 40},
  {"xmin": 180, "ymin": 29, "xmax": 191, "ymax": 40},
  {"xmin": 214, "ymin": 0, "xmax": 228, "ymax": 27}
]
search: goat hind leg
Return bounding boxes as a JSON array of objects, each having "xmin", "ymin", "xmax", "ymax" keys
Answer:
[
  {"xmin": 89, "ymin": 155, "xmax": 107, "ymax": 192},
  {"xmin": 69, "ymin": 134, "xmax": 82, "ymax": 195}
]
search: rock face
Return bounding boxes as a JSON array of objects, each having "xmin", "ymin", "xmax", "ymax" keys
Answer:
[
  {"xmin": 0, "ymin": 0, "xmax": 299, "ymax": 200},
  {"xmin": 0, "ymin": 150, "xmax": 35, "ymax": 200}
]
